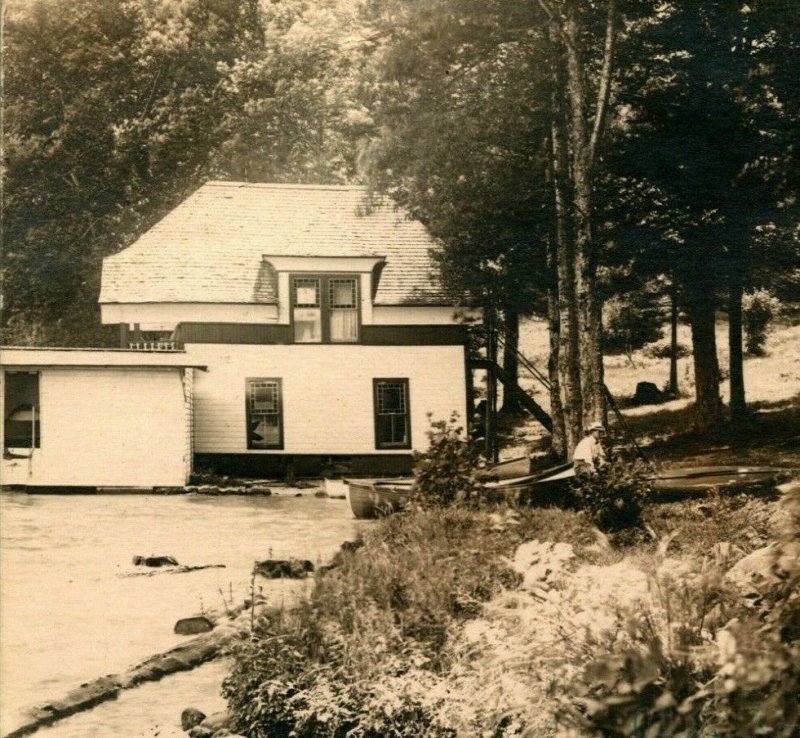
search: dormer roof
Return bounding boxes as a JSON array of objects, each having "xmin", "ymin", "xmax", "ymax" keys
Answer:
[{"xmin": 99, "ymin": 182, "xmax": 450, "ymax": 307}]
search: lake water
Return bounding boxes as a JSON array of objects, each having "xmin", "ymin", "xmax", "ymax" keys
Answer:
[{"xmin": 0, "ymin": 491, "xmax": 364, "ymax": 737}]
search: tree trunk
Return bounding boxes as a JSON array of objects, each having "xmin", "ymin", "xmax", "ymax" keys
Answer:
[
  {"xmin": 546, "ymin": 235, "xmax": 567, "ymax": 460},
  {"xmin": 500, "ymin": 305, "xmax": 523, "ymax": 416},
  {"xmin": 548, "ymin": 37, "xmax": 583, "ymax": 454},
  {"xmin": 728, "ymin": 276, "xmax": 747, "ymax": 423},
  {"xmin": 485, "ymin": 303, "xmax": 500, "ymax": 463},
  {"xmin": 563, "ymin": 3, "xmax": 606, "ymax": 427},
  {"xmin": 686, "ymin": 287, "xmax": 723, "ymax": 433},
  {"xmin": 668, "ymin": 275, "xmax": 679, "ymax": 396}
]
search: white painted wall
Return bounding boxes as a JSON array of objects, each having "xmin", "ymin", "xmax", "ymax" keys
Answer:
[
  {"xmin": 371, "ymin": 306, "xmax": 465, "ymax": 325},
  {"xmin": 1, "ymin": 368, "xmax": 191, "ymax": 487},
  {"xmin": 101, "ymin": 303, "xmax": 279, "ymax": 331},
  {"xmin": 100, "ymin": 298, "xmax": 471, "ymax": 330},
  {"xmin": 187, "ymin": 344, "xmax": 467, "ymax": 455}
]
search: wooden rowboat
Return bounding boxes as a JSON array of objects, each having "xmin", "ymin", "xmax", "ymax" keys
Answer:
[
  {"xmin": 482, "ymin": 462, "xmax": 785, "ymax": 504},
  {"xmin": 345, "ymin": 478, "xmax": 414, "ymax": 519}
]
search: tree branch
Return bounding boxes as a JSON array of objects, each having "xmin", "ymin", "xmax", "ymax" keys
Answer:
[{"xmin": 588, "ymin": 0, "xmax": 616, "ymax": 169}]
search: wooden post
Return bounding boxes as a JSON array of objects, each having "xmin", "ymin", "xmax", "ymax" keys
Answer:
[{"xmin": 485, "ymin": 303, "xmax": 499, "ymax": 463}]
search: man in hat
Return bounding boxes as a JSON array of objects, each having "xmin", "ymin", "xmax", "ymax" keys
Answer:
[{"xmin": 572, "ymin": 421, "xmax": 607, "ymax": 475}]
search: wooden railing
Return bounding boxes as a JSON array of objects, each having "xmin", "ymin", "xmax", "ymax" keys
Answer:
[{"xmin": 128, "ymin": 341, "xmax": 182, "ymax": 351}]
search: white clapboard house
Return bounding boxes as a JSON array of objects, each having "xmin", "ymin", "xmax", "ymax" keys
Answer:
[{"xmin": 99, "ymin": 182, "xmax": 471, "ymax": 477}]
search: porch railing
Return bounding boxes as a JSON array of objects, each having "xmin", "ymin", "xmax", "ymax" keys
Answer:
[{"xmin": 128, "ymin": 340, "xmax": 182, "ymax": 351}]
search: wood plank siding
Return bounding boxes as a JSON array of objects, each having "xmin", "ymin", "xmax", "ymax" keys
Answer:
[
  {"xmin": 187, "ymin": 344, "xmax": 467, "ymax": 456},
  {"xmin": 1, "ymin": 367, "xmax": 191, "ymax": 487}
]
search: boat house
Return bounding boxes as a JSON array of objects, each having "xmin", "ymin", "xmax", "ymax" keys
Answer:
[
  {"xmin": 0, "ymin": 348, "xmax": 205, "ymax": 489},
  {"xmin": 99, "ymin": 182, "xmax": 471, "ymax": 477}
]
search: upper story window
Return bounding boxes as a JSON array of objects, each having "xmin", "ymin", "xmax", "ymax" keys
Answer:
[{"xmin": 292, "ymin": 275, "xmax": 359, "ymax": 343}]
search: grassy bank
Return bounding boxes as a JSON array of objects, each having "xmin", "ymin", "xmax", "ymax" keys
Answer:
[{"xmin": 221, "ymin": 482, "xmax": 798, "ymax": 737}]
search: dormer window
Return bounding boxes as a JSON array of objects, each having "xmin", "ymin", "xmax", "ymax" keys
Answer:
[{"xmin": 292, "ymin": 275, "xmax": 359, "ymax": 343}]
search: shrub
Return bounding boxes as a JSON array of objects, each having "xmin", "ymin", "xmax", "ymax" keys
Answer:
[
  {"xmin": 642, "ymin": 340, "xmax": 691, "ymax": 360},
  {"xmin": 561, "ymin": 482, "xmax": 800, "ymax": 738},
  {"xmin": 742, "ymin": 288, "xmax": 782, "ymax": 355},
  {"xmin": 223, "ymin": 508, "xmax": 524, "ymax": 738},
  {"xmin": 602, "ymin": 293, "xmax": 665, "ymax": 356},
  {"xmin": 568, "ymin": 461, "xmax": 652, "ymax": 541},
  {"xmin": 412, "ymin": 414, "xmax": 482, "ymax": 507}
]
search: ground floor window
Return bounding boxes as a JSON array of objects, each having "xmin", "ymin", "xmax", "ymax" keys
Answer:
[
  {"xmin": 373, "ymin": 378, "xmax": 411, "ymax": 449},
  {"xmin": 4, "ymin": 371, "xmax": 40, "ymax": 451},
  {"xmin": 246, "ymin": 378, "xmax": 283, "ymax": 449}
]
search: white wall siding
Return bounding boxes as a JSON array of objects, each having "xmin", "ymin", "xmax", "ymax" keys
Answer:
[
  {"xmin": 1, "ymin": 368, "xmax": 190, "ymax": 487},
  {"xmin": 101, "ymin": 303, "xmax": 279, "ymax": 331},
  {"xmin": 188, "ymin": 344, "xmax": 467, "ymax": 455},
  {"xmin": 371, "ymin": 306, "xmax": 464, "ymax": 325}
]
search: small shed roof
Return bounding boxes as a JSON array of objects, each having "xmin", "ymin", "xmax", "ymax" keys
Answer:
[
  {"xmin": 0, "ymin": 347, "xmax": 207, "ymax": 370},
  {"xmin": 100, "ymin": 182, "xmax": 451, "ymax": 307}
]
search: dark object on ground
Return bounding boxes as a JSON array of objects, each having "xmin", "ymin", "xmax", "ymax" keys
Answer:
[
  {"xmin": 132, "ymin": 555, "xmax": 179, "ymax": 567},
  {"xmin": 174, "ymin": 616, "xmax": 214, "ymax": 635},
  {"xmin": 253, "ymin": 558, "xmax": 314, "ymax": 578},
  {"xmin": 181, "ymin": 707, "xmax": 206, "ymax": 731},
  {"xmin": 121, "ymin": 563, "xmax": 225, "ymax": 578},
  {"xmin": 633, "ymin": 381, "xmax": 665, "ymax": 406}
]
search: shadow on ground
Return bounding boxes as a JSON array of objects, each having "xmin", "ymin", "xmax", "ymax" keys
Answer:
[{"xmin": 618, "ymin": 396, "xmax": 800, "ymax": 468}]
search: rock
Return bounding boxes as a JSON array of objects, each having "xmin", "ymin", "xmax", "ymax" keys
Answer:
[
  {"xmin": 188, "ymin": 726, "xmax": 214, "ymax": 738},
  {"xmin": 174, "ymin": 616, "xmax": 215, "ymax": 635},
  {"xmin": 314, "ymin": 489, "xmax": 328, "ymax": 498},
  {"xmin": 728, "ymin": 541, "xmax": 800, "ymax": 589},
  {"xmin": 633, "ymin": 381, "xmax": 665, "ymax": 406},
  {"xmin": 512, "ymin": 540, "xmax": 574, "ymax": 590},
  {"xmin": 132, "ymin": 555, "xmax": 179, "ymax": 567},
  {"xmin": 253, "ymin": 559, "xmax": 314, "ymax": 579},
  {"xmin": 199, "ymin": 710, "xmax": 232, "ymax": 733},
  {"xmin": 28, "ymin": 675, "xmax": 122, "ymax": 726},
  {"xmin": 247, "ymin": 486, "xmax": 272, "ymax": 495},
  {"xmin": 181, "ymin": 707, "xmax": 207, "ymax": 731}
]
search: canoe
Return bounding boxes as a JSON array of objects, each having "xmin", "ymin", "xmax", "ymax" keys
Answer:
[
  {"xmin": 482, "ymin": 463, "xmax": 785, "ymax": 504},
  {"xmin": 345, "ymin": 478, "xmax": 414, "ymax": 519},
  {"xmin": 651, "ymin": 465, "xmax": 782, "ymax": 495},
  {"xmin": 480, "ymin": 455, "xmax": 533, "ymax": 481}
]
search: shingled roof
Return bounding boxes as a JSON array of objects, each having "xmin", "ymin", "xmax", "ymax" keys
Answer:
[{"xmin": 100, "ymin": 182, "xmax": 451, "ymax": 306}]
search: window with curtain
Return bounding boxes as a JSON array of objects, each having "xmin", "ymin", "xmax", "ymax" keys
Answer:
[
  {"xmin": 291, "ymin": 275, "xmax": 359, "ymax": 343},
  {"xmin": 246, "ymin": 378, "xmax": 283, "ymax": 449},
  {"xmin": 292, "ymin": 278, "xmax": 322, "ymax": 343},
  {"xmin": 329, "ymin": 278, "xmax": 358, "ymax": 342}
]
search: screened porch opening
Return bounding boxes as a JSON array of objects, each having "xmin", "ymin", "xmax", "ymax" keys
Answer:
[{"xmin": 4, "ymin": 371, "xmax": 41, "ymax": 452}]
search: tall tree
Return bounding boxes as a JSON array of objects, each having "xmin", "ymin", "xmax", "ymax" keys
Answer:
[{"xmin": 610, "ymin": 0, "xmax": 799, "ymax": 432}]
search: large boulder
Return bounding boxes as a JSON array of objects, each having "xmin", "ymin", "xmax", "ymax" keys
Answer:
[
  {"xmin": 181, "ymin": 707, "xmax": 206, "ymax": 731},
  {"xmin": 174, "ymin": 616, "xmax": 214, "ymax": 636},
  {"xmin": 633, "ymin": 381, "xmax": 665, "ymax": 406},
  {"xmin": 253, "ymin": 559, "xmax": 314, "ymax": 579},
  {"xmin": 727, "ymin": 541, "xmax": 800, "ymax": 589}
]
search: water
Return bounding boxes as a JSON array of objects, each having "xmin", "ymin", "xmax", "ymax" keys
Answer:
[{"xmin": 0, "ymin": 492, "xmax": 363, "ymax": 736}]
